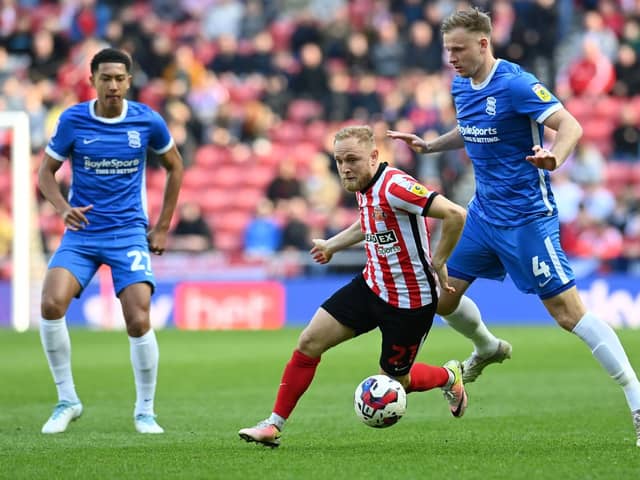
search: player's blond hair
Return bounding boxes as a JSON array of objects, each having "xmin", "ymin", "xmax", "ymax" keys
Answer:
[
  {"xmin": 441, "ymin": 8, "xmax": 492, "ymax": 36},
  {"xmin": 333, "ymin": 125, "xmax": 376, "ymax": 149}
]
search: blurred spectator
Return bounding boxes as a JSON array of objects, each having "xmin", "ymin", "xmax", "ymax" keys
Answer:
[
  {"xmin": 324, "ymin": 69, "xmax": 353, "ymax": 122},
  {"xmin": 612, "ymin": 43, "xmax": 640, "ymax": 97},
  {"xmin": 551, "ymin": 167, "xmax": 585, "ymax": 225},
  {"xmin": 289, "ymin": 42, "xmax": 329, "ymax": 101},
  {"xmin": 243, "ymin": 197, "xmax": 281, "ymax": 258},
  {"xmin": 350, "ymin": 73, "xmax": 382, "ymax": 120},
  {"xmin": 612, "ymin": 105, "xmax": 640, "ymax": 162},
  {"xmin": 170, "ymin": 202, "xmax": 213, "ymax": 252},
  {"xmin": 581, "ymin": 180, "xmax": 616, "ymax": 223},
  {"xmin": 569, "ymin": 141, "xmax": 606, "ymax": 185},
  {"xmin": 201, "ymin": 0, "xmax": 244, "ymax": 40},
  {"xmin": 404, "ymin": 20, "xmax": 443, "ymax": 74},
  {"xmin": 279, "ymin": 196, "xmax": 311, "ymax": 252},
  {"xmin": 28, "ymin": 29, "xmax": 67, "ymax": 83},
  {"xmin": 345, "ymin": 31, "xmax": 373, "ymax": 76},
  {"xmin": 303, "ymin": 152, "xmax": 341, "ymax": 215},
  {"xmin": 568, "ymin": 37, "xmax": 616, "ymax": 96},
  {"xmin": 68, "ymin": 0, "xmax": 112, "ymax": 43},
  {"xmin": 265, "ymin": 158, "xmax": 303, "ymax": 208},
  {"xmin": 371, "ymin": 20, "xmax": 404, "ymax": 78},
  {"xmin": 573, "ymin": 217, "xmax": 624, "ymax": 272},
  {"xmin": 240, "ymin": 0, "xmax": 267, "ymax": 40}
]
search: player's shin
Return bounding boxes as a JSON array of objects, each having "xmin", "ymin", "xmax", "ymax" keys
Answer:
[
  {"xmin": 442, "ymin": 295, "xmax": 499, "ymax": 355},
  {"xmin": 271, "ymin": 349, "xmax": 321, "ymax": 428},
  {"xmin": 40, "ymin": 317, "xmax": 79, "ymax": 403},
  {"xmin": 572, "ymin": 312, "xmax": 640, "ymax": 412},
  {"xmin": 406, "ymin": 363, "xmax": 450, "ymax": 392},
  {"xmin": 129, "ymin": 329, "xmax": 159, "ymax": 416}
]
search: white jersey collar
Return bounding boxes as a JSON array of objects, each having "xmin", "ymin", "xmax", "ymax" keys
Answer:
[
  {"xmin": 89, "ymin": 99, "xmax": 128, "ymax": 123},
  {"xmin": 471, "ymin": 59, "xmax": 501, "ymax": 90}
]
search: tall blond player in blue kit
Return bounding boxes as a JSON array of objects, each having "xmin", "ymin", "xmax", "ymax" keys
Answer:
[
  {"xmin": 388, "ymin": 8, "xmax": 640, "ymax": 446},
  {"xmin": 37, "ymin": 48, "xmax": 183, "ymax": 434}
]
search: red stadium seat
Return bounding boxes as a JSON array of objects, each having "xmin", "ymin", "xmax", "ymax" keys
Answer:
[
  {"xmin": 605, "ymin": 162, "xmax": 632, "ymax": 190},
  {"xmin": 287, "ymin": 99, "xmax": 323, "ymax": 123},
  {"xmin": 200, "ymin": 188, "xmax": 230, "ymax": 215},
  {"xmin": 194, "ymin": 145, "xmax": 233, "ymax": 168},
  {"xmin": 243, "ymin": 164, "xmax": 275, "ymax": 189}
]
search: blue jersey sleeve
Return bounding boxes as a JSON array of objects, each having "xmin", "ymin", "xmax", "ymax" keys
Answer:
[
  {"xmin": 509, "ymin": 73, "xmax": 563, "ymax": 124},
  {"xmin": 148, "ymin": 110, "xmax": 173, "ymax": 154},
  {"xmin": 44, "ymin": 109, "xmax": 75, "ymax": 161}
]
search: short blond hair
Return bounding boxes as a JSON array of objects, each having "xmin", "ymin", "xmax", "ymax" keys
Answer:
[
  {"xmin": 441, "ymin": 8, "xmax": 492, "ymax": 35},
  {"xmin": 333, "ymin": 125, "xmax": 375, "ymax": 149}
]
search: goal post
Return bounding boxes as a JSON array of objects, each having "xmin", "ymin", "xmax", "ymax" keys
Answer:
[{"xmin": 1, "ymin": 111, "xmax": 39, "ymax": 332}]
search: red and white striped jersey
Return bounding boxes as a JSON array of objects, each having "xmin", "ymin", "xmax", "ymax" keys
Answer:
[{"xmin": 357, "ymin": 164, "xmax": 439, "ymax": 309}]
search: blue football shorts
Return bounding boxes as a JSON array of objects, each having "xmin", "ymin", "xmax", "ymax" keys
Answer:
[
  {"xmin": 447, "ymin": 209, "xmax": 575, "ymax": 300},
  {"xmin": 48, "ymin": 230, "xmax": 156, "ymax": 296}
]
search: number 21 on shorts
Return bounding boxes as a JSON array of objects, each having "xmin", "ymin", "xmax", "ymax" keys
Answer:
[{"xmin": 128, "ymin": 250, "xmax": 153, "ymax": 276}]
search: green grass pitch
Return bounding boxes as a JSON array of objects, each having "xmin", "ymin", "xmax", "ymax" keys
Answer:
[{"xmin": 1, "ymin": 326, "xmax": 640, "ymax": 479}]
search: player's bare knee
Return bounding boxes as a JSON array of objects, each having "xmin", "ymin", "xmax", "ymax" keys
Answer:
[
  {"xmin": 554, "ymin": 314, "xmax": 579, "ymax": 332},
  {"xmin": 297, "ymin": 331, "xmax": 324, "ymax": 357},
  {"xmin": 125, "ymin": 317, "xmax": 150, "ymax": 337},
  {"xmin": 40, "ymin": 295, "xmax": 67, "ymax": 319},
  {"xmin": 436, "ymin": 297, "xmax": 458, "ymax": 317}
]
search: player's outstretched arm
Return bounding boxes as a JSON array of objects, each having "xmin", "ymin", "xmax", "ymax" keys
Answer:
[
  {"xmin": 423, "ymin": 194, "xmax": 466, "ymax": 293},
  {"xmin": 386, "ymin": 127, "xmax": 464, "ymax": 154},
  {"xmin": 526, "ymin": 108, "xmax": 583, "ymax": 171},
  {"xmin": 148, "ymin": 144, "xmax": 184, "ymax": 255},
  {"xmin": 38, "ymin": 154, "xmax": 92, "ymax": 231},
  {"xmin": 310, "ymin": 220, "xmax": 364, "ymax": 264}
]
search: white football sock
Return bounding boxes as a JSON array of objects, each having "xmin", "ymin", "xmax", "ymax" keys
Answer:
[
  {"xmin": 443, "ymin": 295, "xmax": 499, "ymax": 356},
  {"xmin": 129, "ymin": 329, "xmax": 159, "ymax": 417},
  {"xmin": 268, "ymin": 413, "xmax": 285, "ymax": 431},
  {"xmin": 572, "ymin": 312, "xmax": 640, "ymax": 411},
  {"xmin": 40, "ymin": 317, "xmax": 80, "ymax": 404}
]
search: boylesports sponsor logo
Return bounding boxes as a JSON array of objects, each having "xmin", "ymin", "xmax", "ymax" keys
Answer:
[
  {"xmin": 83, "ymin": 156, "xmax": 141, "ymax": 175},
  {"xmin": 458, "ymin": 123, "xmax": 500, "ymax": 143}
]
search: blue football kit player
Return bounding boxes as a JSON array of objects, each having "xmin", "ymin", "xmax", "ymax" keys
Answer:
[
  {"xmin": 38, "ymin": 48, "xmax": 184, "ymax": 434},
  {"xmin": 387, "ymin": 8, "xmax": 640, "ymax": 446}
]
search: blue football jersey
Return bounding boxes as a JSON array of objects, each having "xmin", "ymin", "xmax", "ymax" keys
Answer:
[
  {"xmin": 45, "ymin": 99, "xmax": 173, "ymax": 234},
  {"xmin": 452, "ymin": 59, "xmax": 564, "ymax": 226}
]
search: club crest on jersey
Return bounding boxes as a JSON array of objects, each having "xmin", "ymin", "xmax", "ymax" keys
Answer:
[
  {"xmin": 373, "ymin": 206, "xmax": 386, "ymax": 221},
  {"xmin": 408, "ymin": 182, "xmax": 428, "ymax": 197},
  {"xmin": 532, "ymin": 84, "xmax": 552, "ymax": 102},
  {"xmin": 127, "ymin": 130, "xmax": 141, "ymax": 148},
  {"xmin": 485, "ymin": 96, "xmax": 496, "ymax": 116}
]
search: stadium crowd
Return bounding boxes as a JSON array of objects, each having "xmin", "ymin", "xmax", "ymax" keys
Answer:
[{"xmin": 0, "ymin": 0, "xmax": 639, "ymax": 280}]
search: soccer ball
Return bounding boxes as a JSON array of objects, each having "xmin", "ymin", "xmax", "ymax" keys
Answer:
[{"xmin": 354, "ymin": 375, "xmax": 407, "ymax": 428}]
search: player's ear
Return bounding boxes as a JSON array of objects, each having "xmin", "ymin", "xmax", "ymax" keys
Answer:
[
  {"xmin": 479, "ymin": 35, "xmax": 489, "ymax": 51},
  {"xmin": 370, "ymin": 149, "xmax": 378, "ymax": 164}
]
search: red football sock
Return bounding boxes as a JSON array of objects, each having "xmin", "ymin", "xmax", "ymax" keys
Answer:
[
  {"xmin": 406, "ymin": 363, "xmax": 450, "ymax": 393},
  {"xmin": 273, "ymin": 350, "xmax": 321, "ymax": 419}
]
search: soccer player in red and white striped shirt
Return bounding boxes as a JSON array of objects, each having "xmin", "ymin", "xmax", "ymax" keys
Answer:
[{"xmin": 239, "ymin": 125, "xmax": 467, "ymax": 447}]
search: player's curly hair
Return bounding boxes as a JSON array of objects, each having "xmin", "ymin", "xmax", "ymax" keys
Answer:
[
  {"xmin": 90, "ymin": 48, "xmax": 132, "ymax": 74},
  {"xmin": 441, "ymin": 7, "xmax": 492, "ymax": 35},
  {"xmin": 334, "ymin": 125, "xmax": 376, "ymax": 149}
]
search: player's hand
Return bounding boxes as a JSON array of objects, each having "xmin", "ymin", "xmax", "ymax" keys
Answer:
[
  {"xmin": 386, "ymin": 130, "xmax": 428, "ymax": 153},
  {"xmin": 147, "ymin": 228, "xmax": 168, "ymax": 255},
  {"xmin": 434, "ymin": 263, "xmax": 456, "ymax": 294},
  {"xmin": 62, "ymin": 204, "xmax": 93, "ymax": 231},
  {"xmin": 525, "ymin": 145, "xmax": 557, "ymax": 171},
  {"xmin": 310, "ymin": 239, "xmax": 333, "ymax": 264}
]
